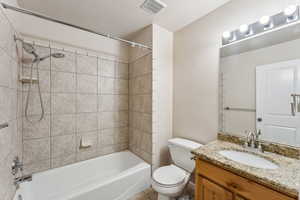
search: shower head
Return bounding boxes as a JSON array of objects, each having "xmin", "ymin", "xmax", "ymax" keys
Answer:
[
  {"xmin": 23, "ymin": 43, "xmax": 35, "ymax": 54},
  {"xmin": 22, "ymin": 42, "xmax": 39, "ymax": 60},
  {"xmin": 39, "ymin": 53, "xmax": 65, "ymax": 62}
]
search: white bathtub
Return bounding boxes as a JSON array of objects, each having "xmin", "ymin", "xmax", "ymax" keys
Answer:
[{"xmin": 14, "ymin": 151, "xmax": 151, "ymax": 200}]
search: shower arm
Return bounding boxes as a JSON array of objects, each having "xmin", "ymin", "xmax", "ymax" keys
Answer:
[{"xmin": 1, "ymin": 2, "xmax": 152, "ymax": 50}]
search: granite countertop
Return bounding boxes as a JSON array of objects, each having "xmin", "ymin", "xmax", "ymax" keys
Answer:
[{"xmin": 192, "ymin": 140, "xmax": 300, "ymax": 198}]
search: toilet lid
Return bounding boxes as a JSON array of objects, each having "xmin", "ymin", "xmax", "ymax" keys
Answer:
[{"xmin": 153, "ymin": 165, "xmax": 187, "ymax": 186}]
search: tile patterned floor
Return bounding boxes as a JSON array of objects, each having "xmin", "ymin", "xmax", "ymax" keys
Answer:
[
  {"xmin": 128, "ymin": 188, "xmax": 158, "ymax": 200},
  {"xmin": 128, "ymin": 187, "xmax": 194, "ymax": 200}
]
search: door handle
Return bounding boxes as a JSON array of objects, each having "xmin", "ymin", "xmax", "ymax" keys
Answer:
[
  {"xmin": 257, "ymin": 118, "xmax": 262, "ymax": 122},
  {"xmin": 291, "ymin": 102, "xmax": 296, "ymax": 116}
]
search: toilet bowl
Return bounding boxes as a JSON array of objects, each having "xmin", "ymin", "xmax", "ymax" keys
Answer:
[
  {"xmin": 151, "ymin": 138, "xmax": 202, "ymax": 200},
  {"xmin": 152, "ymin": 165, "xmax": 190, "ymax": 199}
]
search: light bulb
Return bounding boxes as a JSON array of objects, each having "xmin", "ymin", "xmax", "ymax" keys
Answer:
[
  {"xmin": 239, "ymin": 24, "xmax": 250, "ymax": 34},
  {"xmin": 284, "ymin": 5, "xmax": 297, "ymax": 17},
  {"xmin": 260, "ymin": 16, "xmax": 271, "ymax": 26},
  {"xmin": 222, "ymin": 31, "xmax": 232, "ymax": 39}
]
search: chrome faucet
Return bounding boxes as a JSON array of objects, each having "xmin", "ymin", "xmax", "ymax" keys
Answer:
[
  {"xmin": 244, "ymin": 130, "xmax": 264, "ymax": 152},
  {"xmin": 14, "ymin": 175, "xmax": 32, "ymax": 189}
]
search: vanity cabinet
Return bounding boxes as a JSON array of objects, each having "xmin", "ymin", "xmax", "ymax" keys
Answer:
[{"xmin": 195, "ymin": 159, "xmax": 296, "ymax": 200}]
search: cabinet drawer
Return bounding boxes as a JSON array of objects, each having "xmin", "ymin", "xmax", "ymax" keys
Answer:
[{"xmin": 196, "ymin": 159, "xmax": 296, "ymax": 200}]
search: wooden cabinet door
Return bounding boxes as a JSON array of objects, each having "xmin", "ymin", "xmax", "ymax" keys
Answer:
[
  {"xmin": 198, "ymin": 176, "xmax": 233, "ymax": 200},
  {"xmin": 196, "ymin": 159, "xmax": 297, "ymax": 200}
]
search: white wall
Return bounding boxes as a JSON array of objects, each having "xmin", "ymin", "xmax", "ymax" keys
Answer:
[
  {"xmin": 173, "ymin": 0, "xmax": 300, "ymax": 144},
  {"xmin": 8, "ymin": 11, "xmax": 129, "ymax": 61},
  {"xmin": 152, "ymin": 24, "xmax": 173, "ymax": 168}
]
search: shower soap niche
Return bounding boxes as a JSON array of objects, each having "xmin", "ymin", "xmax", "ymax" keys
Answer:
[
  {"xmin": 79, "ymin": 138, "xmax": 92, "ymax": 150},
  {"xmin": 19, "ymin": 76, "xmax": 38, "ymax": 84}
]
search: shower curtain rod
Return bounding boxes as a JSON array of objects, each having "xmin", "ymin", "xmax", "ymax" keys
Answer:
[{"xmin": 1, "ymin": 2, "xmax": 152, "ymax": 50}]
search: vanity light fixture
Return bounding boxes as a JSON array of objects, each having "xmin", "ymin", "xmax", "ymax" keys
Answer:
[
  {"xmin": 222, "ymin": 31, "xmax": 236, "ymax": 42},
  {"xmin": 222, "ymin": 31, "xmax": 232, "ymax": 39},
  {"xmin": 239, "ymin": 24, "xmax": 251, "ymax": 35},
  {"xmin": 222, "ymin": 5, "xmax": 300, "ymax": 46},
  {"xmin": 284, "ymin": 5, "xmax": 298, "ymax": 22},
  {"xmin": 260, "ymin": 16, "xmax": 273, "ymax": 29}
]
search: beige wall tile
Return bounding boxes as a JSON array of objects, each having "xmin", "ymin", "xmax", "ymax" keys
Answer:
[
  {"xmin": 23, "ymin": 138, "xmax": 50, "ymax": 164},
  {"xmin": 100, "ymin": 145, "xmax": 116, "ymax": 155},
  {"xmin": 51, "ymin": 114, "xmax": 76, "ymax": 136},
  {"xmin": 23, "ymin": 115, "xmax": 50, "ymax": 139},
  {"xmin": 51, "ymin": 71, "xmax": 76, "ymax": 93},
  {"xmin": 115, "ymin": 79, "xmax": 128, "ymax": 94},
  {"xmin": 115, "ymin": 95, "xmax": 128, "ymax": 111},
  {"xmin": 0, "ymin": 87, "xmax": 10, "ymax": 123},
  {"xmin": 22, "ymin": 92, "xmax": 51, "ymax": 115},
  {"xmin": 114, "ymin": 111, "xmax": 128, "ymax": 128},
  {"xmin": 51, "ymin": 154, "xmax": 76, "ymax": 169},
  {"xmin": 141, "ymin": 133, "xmax": 152, "ymax": 153},
  {"xmin": 51, "ymin": 135, "xmax": 76, "ymax": 158},
  {"xmin": 77, "ymin": 54, "xmax": 97, "ymax": 75},
  {"xmin": 52, "ymin": 93, "xmax": 76, "ymax": 114},
  {"xmin": 100, "ymin": 112, "xmax": 115, "ymax": 129},
  {"xmin": 0, "ymin": 126, "xmax": 12, "ymax": 164},
  {"xmin": 0, "ymin": 50, "xmax": 11, "ymax": 87},
  {"xmin": 77, "ymin": 94, "xmax": 98, "ymax": 113},
  {"xmin": 77, "ymin": 74, "xmax": 97, "ymax": 94},
  {"xmin": 99, "ymin": 95, "xmax": 115, "ymax": 112},
  {"xmin": 116, "ymin": 62, "xmax": 129, "ymax": 79},
  {"xmin": 76, "ymin": 113, "xmax": 98, "ymax": 132},
  {"xmin": 10, "ymin": 60, "xmax": 19, "ymax": 90},
  {"xmin": 76, "ymin": 150, "xmax": 98, "ymax": 162},
  {"xmin": 99, "ymin": 129, "xmax": 114, "ymax": 146},
  {"xmin": 9, "ymin": 89, "xmax": 17, "ymax": 120},
  {"xmin": 99, "ymin": 59, "xmax": 115, "ymax": 77},
  {"xmin": 23, "ymin": 159, "xmax": 50, "ymax": 174},
  {"xmin": 99, "ymin": 77, "xmax": 114, "ymax": 94},
  {"xmin": 114, "ymin": 127, "xmax": 129, "ymax": 144},
  {"xmin": 0, "ymin": 13, "xmax": 12, "ymax": 53}
]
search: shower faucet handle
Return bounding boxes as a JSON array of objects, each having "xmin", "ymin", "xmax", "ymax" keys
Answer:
[{"xmin": 12, "ymin": 156, "xmax": 23, "ymax": 175}]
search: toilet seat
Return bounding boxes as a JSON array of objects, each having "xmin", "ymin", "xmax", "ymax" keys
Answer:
[{"xmin": 152, "ymin": 165, "xmax": 188, "ymax": 187}]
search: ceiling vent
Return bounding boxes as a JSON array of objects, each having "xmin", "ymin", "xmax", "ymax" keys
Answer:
[{"xmin": 140, "ymin": 0, "xmax": 167, "ymax": 14}]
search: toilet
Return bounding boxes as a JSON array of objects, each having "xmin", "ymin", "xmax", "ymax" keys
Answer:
[{"xmin": 151, "ymin": 138, "xmax": 202, "ymax": 200}]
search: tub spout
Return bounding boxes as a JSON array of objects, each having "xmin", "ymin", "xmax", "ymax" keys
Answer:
[{"xmin": 14, "ymin": 175, "xmax": 32, "ymax": 189}]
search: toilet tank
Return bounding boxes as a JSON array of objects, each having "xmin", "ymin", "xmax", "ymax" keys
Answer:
[{"xmin": 168, "ymin": 138, "xmax": 202, "ymax": 173}]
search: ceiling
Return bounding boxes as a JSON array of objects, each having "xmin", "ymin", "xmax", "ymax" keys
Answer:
[{"xmin": 17, "ymin": 0, "xmax": 231, "ymax": 38}]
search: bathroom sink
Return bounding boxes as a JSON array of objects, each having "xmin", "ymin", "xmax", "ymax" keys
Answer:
[{"xmin": 218, "ymin": 150, "xmax": 279, "ymax": 169}]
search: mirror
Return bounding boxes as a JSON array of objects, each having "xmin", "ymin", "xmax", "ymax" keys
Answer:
[{"xmin": 219, "ymin": 23, "xmax": 300, "ymax": 147}]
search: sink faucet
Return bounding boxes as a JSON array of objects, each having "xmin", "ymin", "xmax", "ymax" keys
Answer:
[{"xmin": 244, "ymin": 130, "xmax": 264, "ymax": 152}]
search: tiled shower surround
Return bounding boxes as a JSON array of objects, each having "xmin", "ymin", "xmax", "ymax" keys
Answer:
[
  {"xmin": 21, "ymin": 44, "xmax": 130, "ymax": 174},
  {"xmin": 128, "ymin": 26, "xmax": 154, "ymax": 164},
  {"xmin": 129, "ymin": 53, "xmax": 152, "ymax": 163},
  {"xmin": 0, "ymin": 8, "xmax": 22, "ymax": 200}
]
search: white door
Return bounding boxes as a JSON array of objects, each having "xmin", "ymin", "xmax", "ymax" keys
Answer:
[{"xmin": 256, "ymin": 60, "xmax": 300, "ymax": 147}]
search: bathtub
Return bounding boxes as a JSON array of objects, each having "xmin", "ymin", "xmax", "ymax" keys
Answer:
[{"xmin": 13, "ymin": 151, "xmax": 151, "ymax": 200}]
